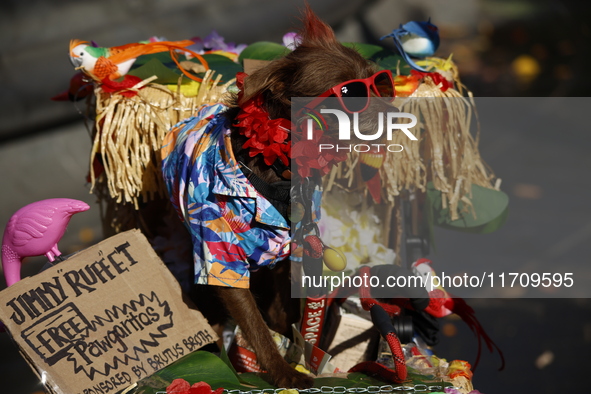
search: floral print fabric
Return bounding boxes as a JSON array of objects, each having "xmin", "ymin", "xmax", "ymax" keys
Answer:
[{"xmin": 161, "ymin": 104, "xmax": 291, "ymax": 288}]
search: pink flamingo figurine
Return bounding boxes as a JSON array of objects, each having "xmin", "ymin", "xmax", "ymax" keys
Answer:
[{"xmin": 1, "ymin": 198, "xmax": 90, "ymax": 287}]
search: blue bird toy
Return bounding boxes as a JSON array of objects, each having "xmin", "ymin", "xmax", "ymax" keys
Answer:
[{"xmin": 381, "ymin": 19, "xmax": 440, "ymax": 72}]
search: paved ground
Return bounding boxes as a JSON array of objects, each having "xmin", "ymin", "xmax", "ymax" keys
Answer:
[{"xmin": 430, "ymin": 97, "xmax": 591, "ymax": 392}]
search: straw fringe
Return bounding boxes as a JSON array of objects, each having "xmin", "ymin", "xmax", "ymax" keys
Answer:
[
  {"xmin": 328, "ymin": 76, "xmax": 497, "ymax": 220},
  {"xmin": 390, "ymin": 79, "xmax": 496, "ymax": 219},
  {"xmin": 91, "ymin": 66, "xmax": 497, "ymax": 228},
  {"xmin": 89, "ymin": 72, "xmax": 234, "ymax": 210}
]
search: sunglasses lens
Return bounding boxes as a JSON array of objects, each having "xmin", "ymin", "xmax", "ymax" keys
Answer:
[
  {"xmin": 374, "ymin": 72, "xmax": 395, "ymax": 99},
  {"xmin": 339, "ymin": 81, "xmax": 368, "ymax": 97},
  {"xmin": 340, "ymin": 81, "xmax": 368, "ymax": 112}
]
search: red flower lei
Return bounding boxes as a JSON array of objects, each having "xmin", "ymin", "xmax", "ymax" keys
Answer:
[
  {"xmin": 235, "ymin": 73, "xmax": 292, "ymax": 166},
  {"xmin": 234, "ymin": 95, "xmax": 292, "ymax": 167},
  {"xmin": 235, "ymin": 72, "xmax": 347, "ymax": 177}
]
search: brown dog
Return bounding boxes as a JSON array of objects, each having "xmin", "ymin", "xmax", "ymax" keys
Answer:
[{"xmin": 164, "ymin": 7, "xmax": 387, "ymax": 389}]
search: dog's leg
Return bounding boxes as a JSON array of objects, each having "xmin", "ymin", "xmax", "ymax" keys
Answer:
[
  {"xmin": 250, "ymin": 262, "xmax": 301, "ymax": 335},
  {"xmin": 216, "ymin": 286, "xmax": 314, "ymax": 388}
]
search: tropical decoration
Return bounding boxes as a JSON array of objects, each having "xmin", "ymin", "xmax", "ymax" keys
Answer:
[
  {"xmin": 130, "ymin": 350, "xmax": 455, "ymax": 394},
  {"xmin": 318, "ymin": 188, "xmax": 396, "ymax": 271},
  {"xmin": 69, "ymin": 38, "xmax": 197, "ymax": 81},
  {"xmin": 53, "ymin": 26, "xmax": 504, "ymax": 394},
  {"xmin": 73, "ymin": 33, "xmax": 241, "ymax": 234},
  {"xmin": 381, "ymin": 20, "xmax": 441, "ymax": 72},
  {"xmin": 62, "ymin": 28, "xmax": 505, "ymax": 232}
]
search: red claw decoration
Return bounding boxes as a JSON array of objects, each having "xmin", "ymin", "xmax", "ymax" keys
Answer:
[{"xmin": 349, "ymin": 357, "xmax": 406, "ymax": 384}]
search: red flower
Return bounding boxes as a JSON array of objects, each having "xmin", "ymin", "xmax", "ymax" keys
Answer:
[
  {"xmin": 410, "ymin": 70, "xmax": 452, "ymax": 92},
  {"xmin": 235, "ymin": 95, "xmax": 292, "ymax": 166},
  {"xmin": 100, "ymin": 75, "xmax": 144, "ymax": 97},
  {"xmin": 166, "ymin": 379, "xmax": 224, "ymax": 394}
]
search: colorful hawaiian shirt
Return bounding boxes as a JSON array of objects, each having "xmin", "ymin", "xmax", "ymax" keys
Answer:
[{"xmin": 161, "ymin": 103, "xmax": 291, "ymax": 288}]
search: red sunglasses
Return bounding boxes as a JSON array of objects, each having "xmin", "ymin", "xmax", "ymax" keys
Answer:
[{"xmin": 304, "ymin": 70, "xmax": 396, "ymax": 113}]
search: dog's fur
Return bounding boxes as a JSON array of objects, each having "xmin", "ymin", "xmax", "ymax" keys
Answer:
[{"xmin": 190, "ymin": 8, "xmax": 382, "ymax": 389}]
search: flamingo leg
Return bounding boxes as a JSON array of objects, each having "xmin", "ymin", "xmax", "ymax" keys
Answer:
[{"xmin": 46, "ymin": 245, "xmax": 61, "ymax": 262}]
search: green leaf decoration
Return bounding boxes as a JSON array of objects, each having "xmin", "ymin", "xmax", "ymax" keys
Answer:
[
  {"xmin": 198, "ymin": 54, "xmax": 243, "ymax": 82},
  {"xmin": 405, "ymin": 370, "xmax": 444, "ymax": 384},
  {"xmin": 239, "ymin": 41, "xmax": 290, "ymax": 63},
  {"xmin": 129, "ymin": 53, "xmax": 241, "ymax": 85},
  {"xmin": 236, "ymin": 372, "xmax": 276, "ymax": 389},
  {"xmin": 426, "ymin": 182, "xmax": 509, "ymax": 234},
  {"xmin": 132, "ymin": 52, "xmax": 179, "ymax": 68},
  {"xmin": 342, "ymin": 371, "xmax": 450, "ymax": 388},
  {"xmin": 326, "ymin": 372, "xmax": 385, "ymax": 386},
  {"xmin": 218, "ymin": 344, "xmax": 240, "ymax": 379},
  {"xmin": 373, "ymin": 53, "xmax": 412, "ymax": 75},
  {"xmin": 127, "ymin": 58, "xmax": 183, "ymax": 84},
  {"xmin": 341, "ymin": 43, "xmax": 412, "ymax": 75},
  {"xmin": 342, "ymin": 42, "xmax": 385, "ymax": 59}
]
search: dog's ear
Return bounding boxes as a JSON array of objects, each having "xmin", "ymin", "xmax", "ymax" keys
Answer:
[
  {"xmin": 299, "ymin": 4, "xmax": 339, "ymax": 47},
  {"xmin": 239, "ymin": 62, "xmax": 290, "ymax": 107}
]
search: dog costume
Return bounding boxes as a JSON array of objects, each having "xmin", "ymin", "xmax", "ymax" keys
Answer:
[{"xmin": 161, "ymin": 103, "xmax": 292, "ymax": 288}]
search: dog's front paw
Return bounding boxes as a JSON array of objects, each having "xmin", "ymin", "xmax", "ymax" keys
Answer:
[{"xmin": 271, "ymin": 365, "xmax": 314, "ymax": 389}]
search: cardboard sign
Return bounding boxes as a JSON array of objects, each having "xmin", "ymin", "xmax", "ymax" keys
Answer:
[{"xmin": 0, "ymin": 230, "xmax": 217, "ymax": 394}]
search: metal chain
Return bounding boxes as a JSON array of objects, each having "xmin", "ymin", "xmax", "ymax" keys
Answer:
[{"xmin": 158, "ymin": 384, "xmax": 456, "ymax": 394}]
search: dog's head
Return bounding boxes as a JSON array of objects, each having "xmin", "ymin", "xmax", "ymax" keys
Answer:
[
  {"xmin": 230, "ymin": 7, "xmax": 395, "ymax": 184},
  {"xmin": 239, "ymin": 7, "xmax": 380, "ymax": 121}
]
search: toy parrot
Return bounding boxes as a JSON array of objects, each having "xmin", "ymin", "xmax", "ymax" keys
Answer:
[
  {"xmin": 69, "ymin": 39, "xmax": 201, "ymax": 81},
  {"xmin": 381, "ymin": 19, "xmax": 440, "ymax": 73}
]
